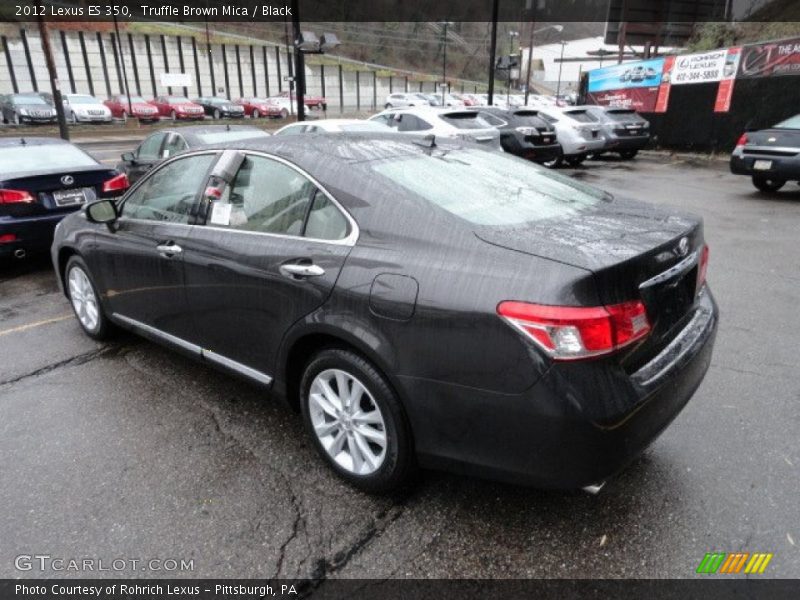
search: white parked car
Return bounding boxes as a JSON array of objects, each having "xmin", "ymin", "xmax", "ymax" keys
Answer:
[
  {"xmin": 369, "ymin": 107, "xmax": 501, "ymax": 149},
  {"xmin": 384, "ymin": 93, "xmax": 430, "ymax": 109},
  {"xmin": 266, "ymin": 95, "xmax": 294, "ymax": 115},
  {"xmin": 62, "ymin": 94, "xmax": 112, "ymax": 123},
  {"xmin": 273, "ymin": 119, "xmax": 391, "ymax": 135},
  {"xmin": 532, "ymin": 107, "xmax": 606, "ymax": 167}
]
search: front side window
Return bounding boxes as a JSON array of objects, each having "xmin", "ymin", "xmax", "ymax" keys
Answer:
[
  {"xmin": 137, "ymin": 133, "xmax": 166, "ymax": 160},
  {"xmin": 397, "ymin": 114, "xmax": 432, "ymax": 132},
  {"xmin": 161, "ymin": 134, "xmax": 188, "ymax": 158},
  {"xmin": 122, "ymin": 154, "xmax": 216, "ymax": 223}
]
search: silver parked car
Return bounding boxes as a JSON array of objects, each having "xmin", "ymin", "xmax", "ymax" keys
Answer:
[
  {"xmin": 533, "ymin": 107, "xmax": 606, "ymax": 167},
  {"xmin": 369, "ymin": 106, "xmax": 501, "ymax": 149},
  {"xmin": 582, "ymin": 105, "xmax": 650, "ymax": 159}
]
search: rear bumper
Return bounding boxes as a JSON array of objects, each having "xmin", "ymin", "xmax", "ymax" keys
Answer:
[
  {"xmin": 561, "ymin": 137, "xmax": 606, "ymax": 157},
  {"xmin": 603, "ymin": 135, "xmax": 650, "ymax": 152},
  {"xmin": 0, "ymin": 212, "xmax": 69, "ymax": 257},
  {"xmin": 730, "ymin": 152, "xmax": 800, "ymax": 179},
  {"xmin": 402, "ymin": 289, "xmax": 718, "ymax": 489}
]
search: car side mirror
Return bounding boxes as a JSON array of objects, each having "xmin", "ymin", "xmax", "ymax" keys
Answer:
[
  {"xmin": 121, "ymin": 151, "xmax": 135, "ymax": 162},
  {"xmin": 86, "ymin": 199, "xmax": 118, "ymax": 225}
]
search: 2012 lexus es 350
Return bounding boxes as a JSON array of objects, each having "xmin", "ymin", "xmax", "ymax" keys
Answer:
[{"xmin": 51, "ymin": 133, "xmax": 717, "ymax": 494}]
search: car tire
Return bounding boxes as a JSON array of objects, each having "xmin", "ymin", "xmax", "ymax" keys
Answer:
[
  {"xmin": 565, "ymin": 155, "xmax": 586, "ymax": 167},
  {"xmin": 300, "ymin": 348, "xmax": 416, "ymax": 494},
  {"xmin": 70, "ymin": 111, "xmax": 78, "ymax": 124},
  {"xmin": 65, "ymin": 256, "xmax": 112, "ymax": 341},
  {"xmin": 12, "ymin": 112, "xmax": 20, "ymax": 126},
  {"xmin": 213, "ymin": 108, "xmax": 220, "ymax": 119},
  {"xmin": 280, "ymin": 109, "xmax": 289, "ymax": 119},
  {"xmin": 170, "ymin": 110, "xmax": 177, "ymax": 121},
  {"xmin": 542, "ymin": 156, "xmax": 563, "ymax": 168},
  {"xmin": 619, "ymin": 149, "xmax": 639, "ymax": 160},
  {"xmin": 385, "ymin": 103, "xmax": 392, "ymax": 109},
  {"xmin": 253, "ymin": 109, "xmax": 260, "ymax": 119},
  {"xmin": 752, "ymin": 176, "xmax": 786, "ymax": 193}
]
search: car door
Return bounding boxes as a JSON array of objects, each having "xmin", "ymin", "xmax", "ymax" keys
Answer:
[
  {"xmin": 91, "ymin": 152, "xmax": 219, "ymax": 344},
  {"xmin": 126, "ymin": 132, "xmax": 167, "ymax": 183},
  {"xmin": 181, "ymin": 150, "xmax": 355, "ymax": 381}
]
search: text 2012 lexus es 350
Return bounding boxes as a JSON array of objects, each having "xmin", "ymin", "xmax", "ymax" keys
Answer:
[{"xmin": 51, "ymin": 134, "xmax": 717, "ymax": 493}]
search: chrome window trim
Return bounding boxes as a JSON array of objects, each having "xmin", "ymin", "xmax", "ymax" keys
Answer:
[
  {"xmin": 112, "ymin": 313, "xmax": 273, "ymax": 386},
  {"xmin": 115, "ymin": 148, "xmax": 359, "ymax": 247},
  {"xmin": 742, "ymin": 145, "xmax": 800, "ymax": 154}
]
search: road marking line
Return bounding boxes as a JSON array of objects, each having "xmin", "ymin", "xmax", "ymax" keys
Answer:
[{"xmin": 0, "ymin": 314, "xmax": 72, "ymax": 336}]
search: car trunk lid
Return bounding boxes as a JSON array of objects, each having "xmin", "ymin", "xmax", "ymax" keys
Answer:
[{"xmin": 475, "ymin": 196, "xmax": 704, "ymax": 369}]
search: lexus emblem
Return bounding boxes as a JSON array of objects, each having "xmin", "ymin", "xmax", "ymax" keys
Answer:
[
  {"xmin": 768, "ymin": 137, "xmax": 776, "ymax": 142},
  {"xmin": 61, "ymin": 175, "xmax": 74, "ymax": 186},
  {"xmin": 676, "ymin": 237, "xmax": 689, "ymax": 257}
]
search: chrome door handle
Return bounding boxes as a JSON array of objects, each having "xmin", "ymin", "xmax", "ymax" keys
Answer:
[
  {"xmin": 279, "ymin": 263, "xmax": 325, "ymax": 278},
  {"xmin": 156, "ymin": 243, "xmax": 182, "ymax": 257}
]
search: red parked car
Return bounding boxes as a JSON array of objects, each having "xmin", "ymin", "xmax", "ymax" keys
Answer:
[
  {"xmin": 104, "ymin": 95, "xmax": 160, "ymax": 122},
  {"xmin": 233, "ymin": 97, "xmax": 286, "ymax": 119},
  {"xmin": 276, "ymin": 90, "xmax": 327, "ymax": 111},
  {"xmin": 148, "ymin": 95, "xmax": 205, "ymax": 121}
]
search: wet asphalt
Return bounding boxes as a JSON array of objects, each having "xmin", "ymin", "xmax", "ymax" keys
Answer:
[{"xmin": 0, "ymin": 150, "xmax": 798, "ymax": 580}]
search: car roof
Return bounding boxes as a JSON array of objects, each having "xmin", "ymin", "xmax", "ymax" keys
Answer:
[
  {"xmin": 0, "ymin": 136, "xmax": 69, "ymax": 147},
  {"xmin": 149, "ymin": 124, "xmax": 266, "ymax": 143}
]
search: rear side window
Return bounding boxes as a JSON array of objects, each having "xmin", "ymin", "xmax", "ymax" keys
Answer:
[
  {"xmin": 304, "ymin": 190, "xmax": 349, "ymax": 240},
  {"xmin": 372, "ymin": 148, "xmax": 603, "ymax": 226},
  {"xmin": 123, "ymin": 154, "xmax": 215, "ymax": 223},
  {"xmin": 397, "ymin": 114, "xmax": 432, "ymax": 132}
]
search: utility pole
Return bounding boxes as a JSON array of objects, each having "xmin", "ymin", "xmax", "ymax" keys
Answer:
[
  {"xmin": 112, "ymin": 13, "xmax": 134, "ymax": 123},
  {"xmin": 438, "ymin": 21, "xmax": 453, "ymax": 105},
  {"xmin": 283, "ymin": 16, "xmax": 294, "ymax": 116},
  {"xmin": 556, "ymin": 41, "xmax": 566, "ymax": 98},
  {"xmin": 291, "ymin": 0, "xmax": 305, "ymax": 121},
  {"xmin": 35, "ymin": 0, "xmax": 68, "ymax": 140},
  {"xmin": 487, "ymin": 0, "xmax": 499, "ymax": 106}
]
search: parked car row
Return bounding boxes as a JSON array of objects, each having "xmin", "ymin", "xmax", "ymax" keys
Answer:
[
  {"xmin": 1, "ymin": 91, "xmax": 313, "ymax": 126},
  {"xmin": 383, "ymin": 91, "xmax": 569, "ymax": 111}
]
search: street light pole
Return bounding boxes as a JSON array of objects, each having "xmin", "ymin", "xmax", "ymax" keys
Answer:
[
  {"xmin": 290, "ymin": 0, "xmax": 305, "ymax": 122},
  {"xmin": 35, "ymin": 0, "xmax": 68, "ymax": 140},
  {"xmin": 556, "ymin": 41, "xmax": 567, "ymax": 98},
  {"xmin": 487, "ymin": 0, "xmax": 499, "ymax": 106}
]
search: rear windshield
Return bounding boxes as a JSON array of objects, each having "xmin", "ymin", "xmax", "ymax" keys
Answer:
[
  {"xmin": 513, "ymin": 112, "xmax": 547, "ymax": 127},
  {"xmin": 195, "ymin": 130, "xmax": 270, "ymax": 144},
  {"xmin": 0, "ymin": 144, "xmax": 98, "ymax": 173},
  {"xmin": 372, "ymin": 148, "xmax": 604, "ymax": 226},
  {"xmin": 563, "ymin": 110, "xmax": 597, "ymax": 123},
  {"xmin": 775, "ymin": 114, "xmax": 800, "ymax": 129},
  {"xmin": 439, "ymin": 112, "xmax": 491, "ymax": 130},
  {"xmin": 605, "ymin": 109, "xmax": 644, "ymax": 122}
]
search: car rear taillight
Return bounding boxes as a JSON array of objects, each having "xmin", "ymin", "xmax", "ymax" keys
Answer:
[
  {"xmin": 697, "ymin": 244, "xmax": 710, "ymax": 291},
  {"xmin": 0, "ymin": 233, "xmax": 18, "ymax": 243},
  {"xmin": 497, "ymin": 300, "xmax": 651, "ymax": 361},
  {"xmin": 735, "ymin": 133, "xmax": 748, "ymax": 149},
  {"xmin": 102, "ymin": 173, "xmax": 129, "ymax": 193},
  {"xmin": 0, "ymin": 189, "xmax": 35, "ymax": 204}
]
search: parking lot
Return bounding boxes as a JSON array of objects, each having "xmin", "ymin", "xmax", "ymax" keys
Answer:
[{"xmin": 1, "ymin": 145, "xmax": 798, "ymax": 580}]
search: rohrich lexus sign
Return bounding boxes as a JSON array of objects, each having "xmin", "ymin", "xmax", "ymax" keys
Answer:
[{"xmin": 670, "ymin": 49, "xmax": 730, "ymax": 85}]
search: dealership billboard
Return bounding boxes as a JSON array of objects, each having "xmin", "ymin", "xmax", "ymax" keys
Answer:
[
  {"xmin": 738, "ymin": 37, "xmax": 800, "ymax": 78},
  {"xmin": 587, "ymin": 57, "xmax": 666, "ymax": 112}
]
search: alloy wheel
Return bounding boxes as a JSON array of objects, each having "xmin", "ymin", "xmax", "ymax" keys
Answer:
[
  {"xmin": 308, "ymin": 368, "xmax": 388, "ymax": 476},
  {"xmin": 68, "ymin": 266, "xmax": 99, "ymax": 332}
]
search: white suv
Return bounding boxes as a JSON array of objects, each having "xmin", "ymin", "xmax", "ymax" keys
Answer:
[
  {"xmin": 384, "ymin": 93, "xmax": 430, "ymax": 109},
  {"xmin": 369, "ymin": 107, "xmax": 501, "ymax": 149}
]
